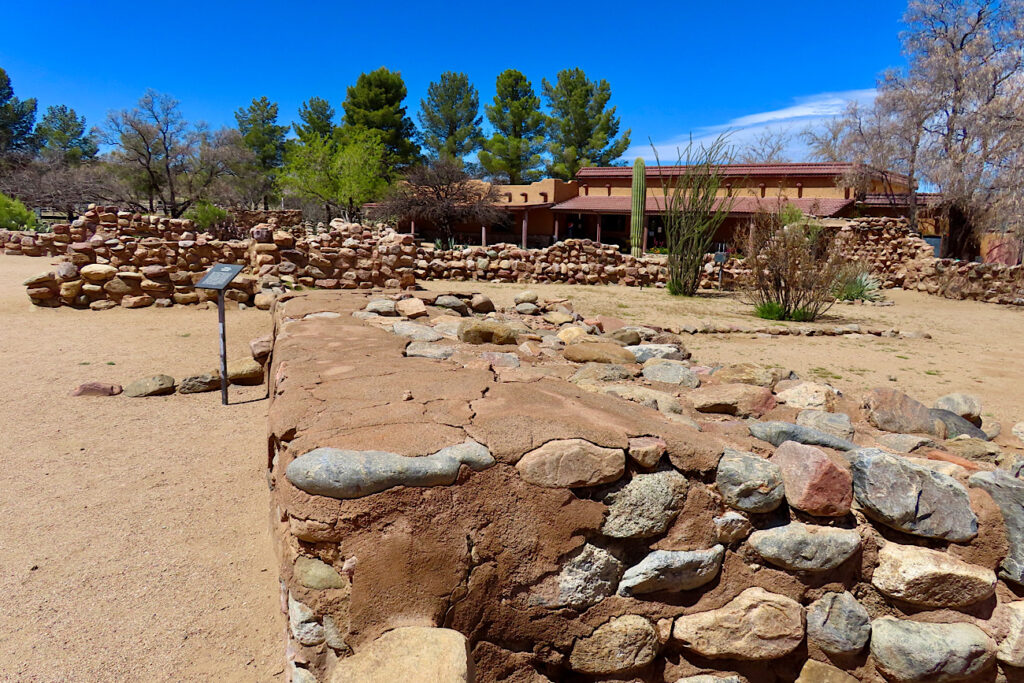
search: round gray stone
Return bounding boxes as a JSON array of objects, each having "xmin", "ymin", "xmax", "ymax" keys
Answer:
[
  {"xmin": 716, "ymin": 449, "xmax": 785, "ymax": 513},
  {"xmin": 806, "ymin": 591, "xmax": 870, "ymax": 655}
]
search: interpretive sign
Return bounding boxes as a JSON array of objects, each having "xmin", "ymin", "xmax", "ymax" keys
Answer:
[
  {"xmin": 195, "ymin": 263, "xmax": 245, "ymax": 291},
  {"xmin": 195, "ymin": 263, "xmax": 245, "ymax": 405}
]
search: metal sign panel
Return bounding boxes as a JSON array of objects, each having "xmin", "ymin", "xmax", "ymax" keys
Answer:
[
  {"xmin": 195, "ymin": 263, "xmax": 244, "ymax": 290},
  {"xmin": 713, "ymin": 252, "xmax": 728, "ymax": 264}
]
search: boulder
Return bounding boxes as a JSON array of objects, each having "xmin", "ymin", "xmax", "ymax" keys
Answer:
[
  {"xmin": 627, "ymin": 436, "xmax": 667, "ymax": 469},
  {"xmin": 178, "ymin": 373, "xmax": 221, "ymax": 394},
  {"xmin": 617, "ymin": 546, "xmax": 724, "ymax": 596},
  {"xmin": 604, "ymin": 328, "xmax": 642, "ymax": 346},
  {"xmin": 749, "ymin": 421, "xmax": 857, "ymax": 451},
  {"xmin": 776, "ymin": 382, "xmax": 840, "ymax": 411},
  {"xmin": 392, "ymin": 320, "xmax": 444, "ymax": 342},
  {"xmin": 563, "ymin": 342, "xmax": 637, "ymax": 365},
  {"xmin": 934, "ymin": 392, "xmax": 982, "ymax": 426},
  {"xmin": 995, "ymin": 601, "xmax": 1024, "ymax": 667},
  {"xmin": 515, "ymin": 302, "xmax": 540, "ymax": 315},
  {"xmin": 806, "ymin": 592, "xmax": 870, "ymax": 656},
  {"xmin": 395, "ymin": 297, "xmax": 428, "ymax": 318},
  {"xmin": 864, "ymin": 387, "xmax": 940, "ymax": 435},
  {"xmin": 329, "ymin": 627, "xmax": 473, "ymax": 683},
  {"xmin": 569, "ymin": 615, "xmax": 659, "ymax": 675},
  {"xmin": 123, "ymin": 374, "xmax": 175, "ymax": 397},
  {"xmin": 770, "ymin": 441, "xmax": 852, "ymax": 516},
  {"xmin": 870, "ymin": 618, "xmax": 995, "ymax": 683},
  {"xmin": 227, "ymin": 358, "xmax": 264, "ymax": 385},
  {"xmin": 469, "ymin": 294, "xmax": 495, "ymax": 313},
  {"xmin": 872, "ymin": 542, "xmax": 996, "ymax": 608},
  {"xmin": 671, "ymin": 587, "xmax": 804, "ymax": 660},
  {"xmin": 713, "ymin": 362, "xmax": 792, "ymax": 388},
  {"xmin": 514, "ymin": 290, "xmax": 538, "ymax": 304},
  {"xmin": 600, "ymin": 384, "xmax": 682, "ymax": 414},
  {"xmin": 851, "ymin": 448, "xmax": 978, "ymax": 542},
  {"xmin": 796, "ymin": 410, "xmax": 854, "ymax": 441},
  {"xmin": 600, "ymin": 470, "xmax": 689, "ymax": 538},
  {"xmin": 691, "ymin": 384, "xmax": 776, "ymax": 418},
  {"xmin": 930, "ymin": 409, "xmax": 988, "ymax": 440},
  {"xmin": 434, "ymin": 294, "xmax": 469, "ymax": 315},
  {"xmin": 969, "ymin": 470, "xmax": 1024, "ymax": 585},
  {"xmin": 364, "ymin": 298, "xmax": 397, "ymax": 316},
  {"xmin": 795, "ymin": 660, "xmax": 858, "ymax": 683},
  {"xmin": 457, "ymin": 319, "xmax": 517, "ymax": 345},
  {"xmin": 515, "ymin": 439, "xmax": 625, "ymax": 488},
  {"xmin": 570, "ymin": 362, "xmax": 635, "ymax": 383},
  {"xmin": 716, "ymin": 450, "xmax": 785, "ymax": 513},
  {"xmin": 748, "ymin": 523, "xmax": 861, "ymax": 572},
  {"xmin": 250, "ymin": 335, "xmax": 273, "ymax": 362},
  {"xmin": 626, "ymin": 344, "xmax": 688, "ymax": 363},
  {"xmin": 642, "ymin": 359, "xmax": 700, "ymax": 387},
  {"xmin": 70, "ymin": 381, "xmax": 122, "ymax": 397},
  {"xmin": 80, "ymin": 263, "xmax": 118, "ymax": 282},
  {"xmin": 543, "ymin": 310, "xmax": 574, "ymax": 326}
]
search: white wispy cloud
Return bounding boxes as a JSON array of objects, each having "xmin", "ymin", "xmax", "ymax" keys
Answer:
[{"xmin": 627, "ymin": 88, "xmax": 877, "ymax": 163}]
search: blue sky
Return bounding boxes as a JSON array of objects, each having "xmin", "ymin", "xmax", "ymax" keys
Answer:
[{"xmin": 2, "ymin": 0, "xmax": 907, "ymax": 161}]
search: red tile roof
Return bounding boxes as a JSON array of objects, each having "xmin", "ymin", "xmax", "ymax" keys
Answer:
[
  {"xmin": 576, "ymin": 162, "xmax": 909, "ymax": 183},
  {"xmin": 550, "ymin": 194, "xmax": 852, "ymax": 217},
  {"xmin": 859, "ymin": 192, "xmax": 942, "ymax": 207}
]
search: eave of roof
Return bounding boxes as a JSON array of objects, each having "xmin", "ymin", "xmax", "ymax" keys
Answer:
[
  {"xmin": 576, "ymin": 162, "xmax": 910, "ymax": 184},
  {"xmin": 550, "ymin": 195, "xmax": 853, "ymax": 217}
]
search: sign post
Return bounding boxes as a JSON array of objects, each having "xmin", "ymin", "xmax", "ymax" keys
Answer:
[
  {"xmin": 714, "ymin": 251, "xmax": 727, "ymax": 290},
  {"xmin": 195, "ymin": 263, "xmax": 245, "ymax": 405}
]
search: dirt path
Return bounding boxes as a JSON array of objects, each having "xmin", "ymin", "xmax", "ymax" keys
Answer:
[
  {"xmin": 427, "ymin": 280, "xmax": 1024, "ymax": 437},
  {"xmin": 0, "ymin": 257, "xmax": 282, "ymax": 681}
]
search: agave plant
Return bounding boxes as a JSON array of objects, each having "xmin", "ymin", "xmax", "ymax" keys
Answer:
[{"xmin": 835, "ymin": 269, "xmax": 883, "ymax": 302}]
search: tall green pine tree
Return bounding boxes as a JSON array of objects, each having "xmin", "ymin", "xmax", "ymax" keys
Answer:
[
  {"xmin": 235, "ymin": 96, "xmax": 290, "ymax": 208},
  {"xmin": 542, "ymin": 68, "xmax": 631, "ymax": 180},
  {"xmin": 35, "ymin": 104, "xmax": 98, "ymax": 163},
  {"xmin": 417, "ymin": 71, "xmax": 482, "ymax": 160},
  {"xmin": 0, "ymin": 67, "xmax": 38, "ymax": 157},
  {"xmin": 341, "ymin": 67, "xmax": 419, "ymax": 177},
  {"xmin": 294, "ymin": 97, "xmax": 336, "ymax": 144},
  {"xmin": 478, "ymin": 69, "xmax": 546, "ymax": 184}
]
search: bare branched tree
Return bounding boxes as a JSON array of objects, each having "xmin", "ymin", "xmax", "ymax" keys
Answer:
[
  {"xmin": 800, "ymin": 117, "xmax": 849, "ymax": 162},
  {"xmin": 739, "ymin": 128, "xmax": 792, "ymax": 163},
  {"xmin": 370, "ymin": 157, "xmax": 505, "ymax": 246}
]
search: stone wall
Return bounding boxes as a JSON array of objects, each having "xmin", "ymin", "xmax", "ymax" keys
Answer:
[
  {"xmin": 266, "ymin": 289, "xmax": 1024, "ymax": 683},
  {"xmin": 230, "ymin": 208, "xmax": 304, "ymax": 229},
  {"xmin": 18, "ymin": 216, "xmax": 417, "ymax": 310}
]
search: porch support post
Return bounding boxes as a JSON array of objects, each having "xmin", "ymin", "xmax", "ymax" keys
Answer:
[
  {"xmin": 596, "ymin": 215, "xmax": 602, "ymax": 245},
  {"xmin": 481, "ymin": 225, "xmax": 487, "ymax": 247},
  {"xmin": 410, "ymin": 219, "xmax": 415, "ymax": 235},
  {"xmin": 521, "ymin": 210, "xmax": 529, "ymax": 249},
  {"xmin": 642, "ymin": 215, "xmax": 649, "ymax": 253},
  {"xmin": 553, "ymin": 216, "xmax": 559, "ymax": 242}
]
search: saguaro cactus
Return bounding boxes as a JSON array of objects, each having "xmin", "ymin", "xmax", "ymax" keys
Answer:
[{"xmin": 630, "ymin": 157, "xmax": 646, "ymax": 257}]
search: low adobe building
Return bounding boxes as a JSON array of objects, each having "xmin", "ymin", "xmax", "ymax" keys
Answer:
[{"xmin": 400, "ymin": 162, "xmax": 942, "ymax": 253}]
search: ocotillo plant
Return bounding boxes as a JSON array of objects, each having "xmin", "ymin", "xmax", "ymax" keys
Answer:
[{"xmin": 630, "ymin": 157, "xmax": 646, "ymax": 257}]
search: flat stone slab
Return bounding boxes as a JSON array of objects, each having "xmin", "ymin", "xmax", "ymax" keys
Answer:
[
  {"xmin": 329, "ymin": 627, "xmax": 472, "ymax": 683},
  {"xmin": 748, "ymin": 523, "xmax": 861, "ymax": 572},
  {"xmin": 749, "ymin": 421, "xmax": 857, "ymax": 451},
  {"xmin": 872, "ymin": 542, "xmax": 996, "ymax": 608},
  {"xmin": 870, "ymin": 618, "xmax": 995, "ymax": 683}
]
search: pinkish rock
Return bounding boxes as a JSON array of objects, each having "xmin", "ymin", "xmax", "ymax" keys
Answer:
[
  {"xmin": 864, "ymin": 387, "xmax": 940, "ymax": 436},
  {"xmin": 770, "ymin": 441, "xmax": 853, "ymax": 516},
  {"xmin": 628, "ymin": 436, "xmax": 667, "ymax": 468},
  {"xmin": 71, "ymin": 382, "xmax": 123, "ymax": 397},
  {"xmin": 516, "ymin": 439, "xmax": 625, "ymax": 488},
  {"xmin": 690, "ymin": 383, "xmax": 777, "ymax": 418},
  {"xmin": 595, "ymin": 315, "xmax": 628, "ymax": 333},
  {"xmin": 395, "ymin": 297, "xmax": 428, "ymax": 319}
]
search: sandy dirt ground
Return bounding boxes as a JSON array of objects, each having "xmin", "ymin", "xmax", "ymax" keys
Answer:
[
  {"xmin": 427, "ymin": 280, "xmax": 1024, "ymax": 437},
  {"xmin": 0, "ymin": 257, "xmax": 282, "ymax": 682}
]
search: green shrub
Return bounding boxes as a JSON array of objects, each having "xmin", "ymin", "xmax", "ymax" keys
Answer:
[
  {"xmin": 754, "ymin": 301, "xmax": 786, "ymax": 320},
  {"xmin": 184, "ymin": 200, "xmax": 228, "ymax": 231},
  {"xmin": 835, "ymin": 266, "xmax": 882, "ymax": 301},
  {"xmin": 790, "ymin": 307, "xmax": 816, "ymax": 322},
  {"xmin": 0, "ymin": 192, "xmax": 37, "ymax": 231}
]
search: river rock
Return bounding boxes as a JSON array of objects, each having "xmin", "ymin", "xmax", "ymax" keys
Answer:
[
  {"xmin": 748, "ymin": 523, "xmax": 861, "ymax": 572},
  {"xmin": 286, "ymin": 440, "xmax": 494, "ymax": 499},
  {"xmin": 516, "ymin": 439, "xmax": 624, "ymax": 488},
  {"xmin": 80, "ymin": 263, "xmax": 118, "ymax": 282},
  {"xmin": 872, "ymin": 542, "xmax": 996, "ymax": 608},
  {"xmin": 713, "ymin": 362, "xmax": 792, "ymax": 388},
  {"xmin": 749, "ymin": 421, "xmax": 857, "ymax": 451},
  {"xmin": 514, "ymin": 290, "xmax": 538, "ymax": 304},
  {"xmin": 969, "ymin": 470, "xmax": 1024, "ymax": 585},
  {"xmin": 434, "ymin": 294, "xmax": 469, "ymax": 315},
  {"xmin": 124, "ymin": 374, "xmax": 176, "ymax": 397},
  {"xmin": 392, "ymin": 320, "xmax": 443, "ymax": 342},
  {"xmin": 642, "ymin": 359, "xmax": 700, "ymax": 387},
  {"xmin": 806, "ymin": 591, "xmax": 870, "ymax": 655},
  {"xmin": 469, "ymin": 294, "xmax": 494, "ymax": 313},
  {"xmin": 515, "ymin": 302, "xmax": 540, "ymax": 315},
  {"xmin": 870, "ymin": 618, "xmax": 995, "ymax": 682},
  {"xmin": 294, "ymin": 556, "xmax": 346, "ymax": 589},
  {"xmin": 617, "ymin": 546, "xmax": 724, "ymax": 596},
  {"xmin": 864, "ymin": 388, "xmax": 940, "ymax": 435},
  {"xmin": 716, "ymin": 450, "xmax": 785, "ymax": 513},
  {"xmin": 227, "ymin": 358, "xmax": 264, "ymax": 385},
  {"xmin": 601, "ymin": 470, "xmax": 689, "ymax": 538},
  {"xmin": 178, "ymin": 372, "xmax": 221, "ymax": 394},
  {"xmin": 770, "ymin": 441, "xmax": 852, "ymax": 516},
  {"xmin": 796, "ymin": 410, "xmax": 855, "ymax": 441},
  {"xmin": 569, "ymin": 615, "xmax": 658, "ymax": 675},
  {"xmin": 934, "ymin": 393, "xmax": 982, "ymax": 426},
  {"xmin": 850, "ymin": 448, "xmax": 978, "ymax": 542},
  {"xmin": 364, "ymin": 298, "xmax": 397, "ymax": 316},
  {"xmin": 930, "ymin": 409, "xmax": 988, "ymax": 440},
  {"xmin": 563, "ymin": 342, "xmax": 637, "ymax": 365},
  {"xmin": 404, "ymin": 342, "xmax": 455, "ymax": 359},
  {"xmin": 605, "ymin": 328, "xmax": 642, "ymax": 346},
  {"xmin": 672, "ymin": 587, "xmax": 804, "ymax": 660}
]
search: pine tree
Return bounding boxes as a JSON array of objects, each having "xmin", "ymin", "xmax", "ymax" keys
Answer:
[
  {"xmin": 35, "ymin": 104, "xmax": 98, "ymax": 163},
  {"xmin": 0, "ymin": 67, "xmax": 38, "ymax": 157},
  {"xmin": 417, "ymin": 71, "xmax": 482, "ymax": 160},
  {"xmin": 542, "ymin": 68, "xmax": 630, "ymax": 180},
  {"xmin": 478, "ymin": 69, "xmax": 546, "ymax": 184},
  {"xmin": 294, "ymin": 97, "xmax": 336, "ymax": 144},
  {"xmin": 341, "ymin": 67, "xmax": 419, "ymax": 176},
  {"xmin": 234, "ymin": 96, "xmax": 290, "ymax": 208}
]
